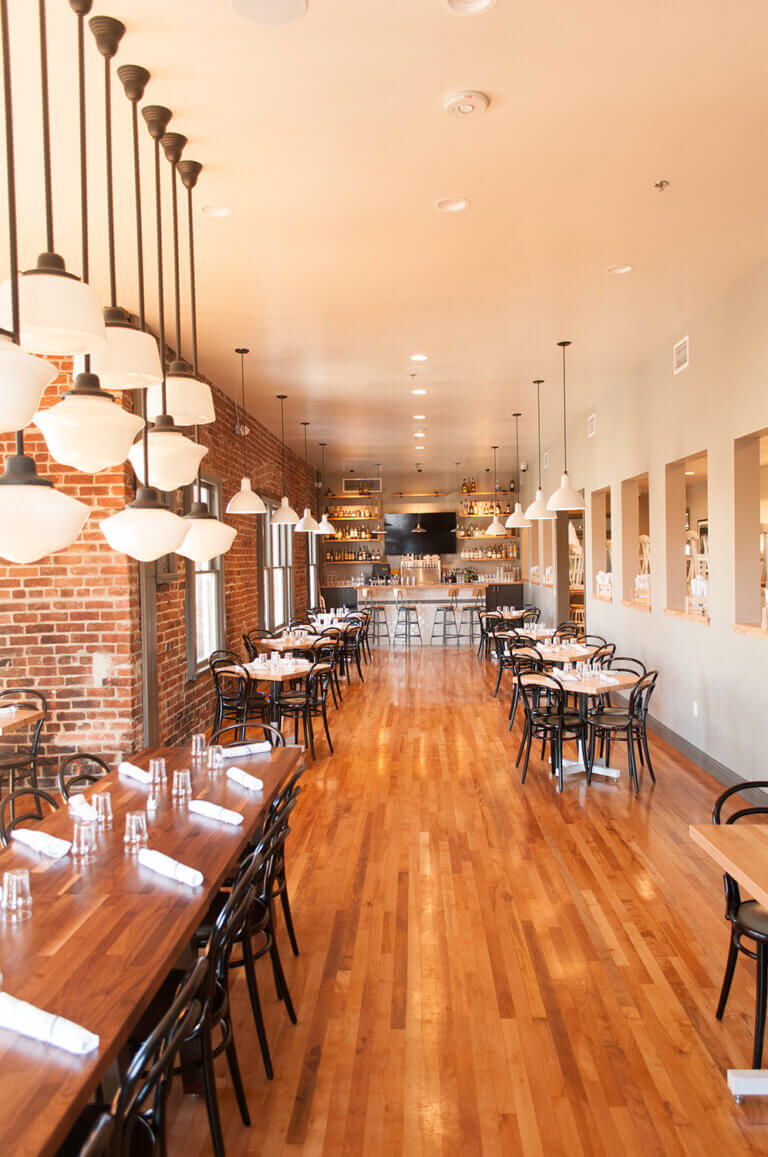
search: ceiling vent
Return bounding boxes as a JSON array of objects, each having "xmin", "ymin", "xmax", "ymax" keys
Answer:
[
  {"xmin": 444, "ymin": 90, "xmax": 490, "ymax": 118},
  {"xmin": 587, "ymin": 413, "xmax": 596, "ymax": 438},
  {"xmin": 673, "ymin": 336, "xmax": 689, "ymax": 375},
  {"xmin": 342, "ymin": 477, "xmax": 382, "ymax": 495}
]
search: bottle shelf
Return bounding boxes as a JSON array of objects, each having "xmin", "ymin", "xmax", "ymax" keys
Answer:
[
  {"xmin": 459, "ymin": 490, "xmax": 516, "ymax": 498},
  {"xmin": 324, "ymin": 537, "xmax": 380, "ymax": 544},
  {"xmin": 325, "ymin": 558, "xmax": 382, "ymax": 564}
]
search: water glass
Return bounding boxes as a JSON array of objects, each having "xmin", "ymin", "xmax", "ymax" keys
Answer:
[
  {"xmin": 191, "ymin": 733, "xmax": 207, "ymax": 761},
  {"xmin": 124, "ymin": 811, "xmax": 148, "ymax": 850},
  {"xmin": 72, "ymin": 820, "xmax": 97, "ymax": 863},
  {"xmin": 93, "ymin": 792, "xmax": 113, "ymax": 829},
  {"xmin": 172, "ymin": 768, "xmax": 192, "ymax": 801},
  {"xmin": 207, "ymin": 745, "xmax": 224, "ymax": 772},
  {"xmin": 149, "ymin": 757, "xmax": 167, "ymax": 786},
  {"xmin": 1, "ymin": 868, "xmax": 32, "ymax": 921}
]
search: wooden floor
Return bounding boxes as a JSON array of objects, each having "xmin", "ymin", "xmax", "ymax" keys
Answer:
[{"xmin": 168, "ymin": 648, "xmax": 768, "ymax": 1155}]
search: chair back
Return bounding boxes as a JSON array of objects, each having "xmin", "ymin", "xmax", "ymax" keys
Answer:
[
  {"xmin": 307, "ymin": 661, "xmax": 334, "ymax": 703},
  {"xmin": 58, "ymin": 753, "xmax": 111, "ymax": 800},
  {"xmin": 628, "ymin": 670, "xmax": 658, "ymax": 723},
  {"xmin": 518, "ymin": 672, "xmax": 565, "ymax": 720},
  {"xmin": 609, "ymin": 656, "xmax": 647, "ymax": 678},
  {"xmin": 0, "ymin": 688, "xmax": 47, "ymax": 754},
  {"xmin": 522, "ymin": 608, "xmax": 541, "ymax": 625},
  {"xmin": 591, "ymin": 643, "xmax": 616, "ymax": 668},
  {"xmin": 713, "ymin": 781, "xmax": 768, "ymax": 918},
  {"xmin": 210, "ymin": 722, "xmax": 285, "ymax": 748},
  {"xmin": 509, "ymin": 632, "xmax": 536, "ymax": 648},
  {"xmin": 479, "ymin": 611, "xmax": 501, "ymax": 637},
  {"xmin": 582, "ymin": 634, "xmax": 607, "ymax": 647},
  {"xmin": 209, "ymin": 656, "xmax": 248, "ymax": 715},
  {"xmin": 0, "ymin": 787, "xmax": 59, "ymax": 845},
  {"xmin": 553, "ymin": 623, "xmax": 579, "ymax": 641},
  {"xmin": 243, "ymin": 630, "xmax": 275, "ymax": 661}
]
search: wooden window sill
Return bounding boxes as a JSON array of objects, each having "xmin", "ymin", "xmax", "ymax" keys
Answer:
[
  {"xmin": 542, "ymin": 581, "xmax": 553, "ymax": 588},
  {"xmin": 663, "ymin": 608, "xmax": 710, "ymax": 626},
  {"xmin": 733, "ymin": 622, "xmax": 768, "ymax": 639},
  {"xmin": 592, "ymin": 592, "xmax": 613, "ymax": 603},
  {"xmin": 621, "ymin": 599, "xmax": 651, "ymax": 613}
]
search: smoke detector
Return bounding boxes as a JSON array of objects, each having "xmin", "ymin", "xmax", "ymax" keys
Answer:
[{"xmin": 444, "ymin": 90, "xmax": 490, "ymax": 118}]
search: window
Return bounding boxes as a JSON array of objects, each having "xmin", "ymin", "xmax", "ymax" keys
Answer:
[
  {"xmin": 734, "ymin": 426, "xmax": 768, "ymax": 629},
  {"xmin": 308, "ymin": 531, "xmax": 319, "ymax": 608},
  {"xmin": 665, "ymin": 451, "xmax": 709, "ymax": 619},
  {"xmin": 620, "ymin": 471, "xmax": 650, "ymax": 607},
  {"xmin": 185, "ymin": 477, "xmax": 226, "ymax": 679},
  {"xmin": 260, "ymin": 499, "xmax": 294, "ymax": 630},
  {"xmin": 590, "ymin": 486, "xmax": 612, "ymax": 599}
]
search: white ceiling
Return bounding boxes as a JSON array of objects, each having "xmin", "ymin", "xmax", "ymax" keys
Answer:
[{"xmin": 4, "ymin": 0, "xmax": 768, "ymax": 490}]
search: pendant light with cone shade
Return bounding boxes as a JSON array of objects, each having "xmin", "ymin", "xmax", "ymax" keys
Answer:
[
  {"xmin": 145, "ymin": 141, "xmax": 214, "ymax": 427},
  {"xmin": 525, "ymin": 380, "xmax": 556, "ymax": 520},
  {"xmin": 295, "ymin": 421, "xmax": 320, "ymax": 532},
  {"xmin": 34, "ymin": 8, "xmax": 144, "ymax": 473},
  {"xmin": 0, "ymin": 0, "xmax": 105, "ymax": 356},
  {"xmin": 88, "ymin": 27, "xmax": 161, "ymax": 390},
  {"xmin": 316, "ymin": 443, "xmax": 335, "ymax": 535},
  {"xmin": 486, "ymin": 446, "xmax": 507, "ymax": 535},
  {"xmin": 128, "ymin": 106, "xmax": 206, "ymax": 491},
  {"xmin": 226, "ymin": 347, "xmax": 265, "ymax": 514},
  {"xmin": 0, "ymin": 0, "xmax": 89, "ymax": 563},
  {"xmin": 271, "ymin": 395, "xmax": 299, "ymax": 525},
  {"xmin": 547, "ymin": 340, "xmax": 585, "ymax": 511},
  {"xmin": 506, "ymin": 413, "xmax": 531, "ymax": 529}
]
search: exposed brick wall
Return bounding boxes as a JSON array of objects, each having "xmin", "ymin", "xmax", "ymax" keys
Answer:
[{"xmin": 0, "ymin": 357, "xmax": 316, "ymax": 767}]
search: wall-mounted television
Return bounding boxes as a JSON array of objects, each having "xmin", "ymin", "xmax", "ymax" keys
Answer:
[{"xmin": 384, "ymin": 512, "xmax": 457, "ymax": 556}]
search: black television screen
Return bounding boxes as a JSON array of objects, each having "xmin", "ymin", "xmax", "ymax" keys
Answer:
[{"xmin": 384, "ymin": 512, "xmax": 457, "ymax": 555}]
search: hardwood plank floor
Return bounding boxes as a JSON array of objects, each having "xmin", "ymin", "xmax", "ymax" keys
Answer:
[{"xmin": 167, "ymin": 648, "xmax": 768, "ymax": 1155}]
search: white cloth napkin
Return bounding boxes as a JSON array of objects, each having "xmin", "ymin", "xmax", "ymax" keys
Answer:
[
  {"xmin": 220, "ymin": 741, "xmax": 271, "ymax": 758},
  {"xmin": 554, "ymin": 669, "xmax": 579, "ymax": 682},
  {"xmin": 0, "ymin": 992, "xmax": 99, "ymax": 1054},
  {"xmin": 68, "ymin": 795, "xmax": 97, "ymax": 822},
  {"xmin": 226, "ymin": 766, "xmax": 264, "ymax": 791},
  {"xmin": 0, "ymin": 705, "xmax": 17, "ymax": 717},
  {"xmin": 118, "ymin": 761, "xmax": 152, "ymax": 785},
  {"xmin": 188, "ymin": 800, "xmax": 243, "ymax": 826},
  {"xmin": 11, "ymin": 828, "xmax": 71, "ymax": 859},
  {"xmin": 137, "ymin": 848, "xmax": 203, "ymax": 888},
  {"xmin": 596, "ymin": 673, "xmax": 619, "ymax": 684}
]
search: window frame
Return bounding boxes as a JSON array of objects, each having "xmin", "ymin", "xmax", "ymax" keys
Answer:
[
  {"xmin": 258, "ymin": 498, "xmax": 294, "ymax": 631},
  {"xmin": 185, "ymin": 474, "xmax": 227, "ymax": 681}
]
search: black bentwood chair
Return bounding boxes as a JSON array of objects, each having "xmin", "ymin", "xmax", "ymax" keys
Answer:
[
  {"xmin": 210, "ymin": 722, "xmax": 286, "ymax": 749},
  {"xmin": 0, "ymin": 688, "xmax": 48, "ymax": 810},
  {"xmin": 587, "ymin": 670, "xmax": 658, "ymax": 793},
  {"xmin": 712, "ymin": 781, "xmax": 768, "ymax": 1070},
  {"xmin": 517, "ymin": 672, "xmax": 591, "ymax": 792},
  {"xmin": 278, "ymin": 661, "xmax": 335, "ymax": 759},
  {"xmin": 58, "ymin": 752, "xmax": 111, "ymax": 800},
  {"xmin": 0, "ymin": 788, "xmax": 59, "ymax": 845}
]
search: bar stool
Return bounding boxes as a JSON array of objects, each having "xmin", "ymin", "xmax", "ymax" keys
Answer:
[
  {"xmin": 392, "ymin": 588, "xmax": 423, "ymax": 647},
  {"xmin": 430, "ymin": 587, "xmax": 460, "ymax": 645},
  {"xmin": 368, "ymin": 603, "xmax": 391, "ymax": 646},
  {"xmin": 459, "ymin": 586, "xmax": 485, "ymax": 645}
]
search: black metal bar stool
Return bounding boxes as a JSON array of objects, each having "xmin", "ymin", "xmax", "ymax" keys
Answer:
[
  {"xmin": 430, "ymin": 587, "xmax": 460, "ymax": 645},
  {"xmin": 392, "ymin": 589, "xmax": 422, "ymax": 647},
  {"xmin": 458, "ymin": 586, "xmax": 485, "ymax": 645},
  {"xmin": 367, "ymin": 603, "xmax": 391, "ymax": 646}
]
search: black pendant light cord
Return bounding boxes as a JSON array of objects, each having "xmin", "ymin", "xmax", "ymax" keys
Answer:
[
  {"xmin": 38, "ymin": 0, "xmax": 54, "ymax": 254},
  {"xmin": 132, "ymin": 101, "xmax": 145, "ymax": 326},
  {"xmin": 236, "ymin": 348, "xmax": 248, "ymax": 478},
  {"xmin": 152, "ymin": 137, "xmax": 167, "ymax": 411},
  {"xmin": 103, "ymin": 55, "xmax": 116, "ymax": 306},
  {"xmin": 186, "ymin": 184, "xmax": 198, "ymax": 374},
  {"xmin": 558, "ymin": 341, "xmax": 571, "ymax": 475},
  {"xmin": 169, "ymin": 156, "xmax": 182, "ymax": 360},
  {"xmin": 1, "ymin": 0, "xmax": 21, "ymax": 457},
  {"xmin": 75, "ymin": 7, "xmax": 88, "ymax": 289},
  {"xmin": 280, "ymin": 397, "xmax": 287, "ymax": 495},
  {"xmin": 534, "ymin": 380, "xmax": 544, "ymax": 490}
]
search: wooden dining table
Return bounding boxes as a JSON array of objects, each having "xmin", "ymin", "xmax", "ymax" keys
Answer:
[
  {"xmin": 0, "ymin": 706, "xmax": 45, "ymax": 738},
  {"xmin": 0, "ymin": 741, "xmax": 302, "ymax": 1157}
]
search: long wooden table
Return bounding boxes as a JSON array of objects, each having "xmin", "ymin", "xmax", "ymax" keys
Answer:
[
  {"xmin": 0, "ymin": 706, "xmax": 45, "ymax": 737},
  {"xmin": 0, "ymin": 742, "xmax": 302, "ymax": 1157}
]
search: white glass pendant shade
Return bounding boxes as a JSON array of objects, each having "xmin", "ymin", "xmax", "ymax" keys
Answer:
[
  {"xmin": 486, "ymin": 514, "xmax": 507, "ymax": 536},
  {"xmin": 226, "ymin": 477, "xmax": 266, "ymax": 515},
  {"xmin": 0, "ymin": 266, "xmax": 106, "ymax": 357},
  {"xmin": 547, "ymin": 472, "xmax": 585, "ymax": 512},
  {"xmin": 146, "ymin": 374, "xmax": 215, "ymax": 427},
  {"xmin": 35, "ymin": 383, "xmax": 144, "ymax": 473},
  {"xmin": 128, "ymin": 427, "xmax": 207, "ymax": 492},
  {"xmin": 271, "ymin": 495, "xmax": 299, "ymax": 525},
  {"xmin": 525, "ymin": 488, "xmax": 557, "ymax": 520},
  {"xmin": 0, "ymin": 458, "xmax": 89, "ymax": 564},
  {"xmin": 295, "ymin": 507, "xmax": 320, "ymax": 532},
  {"xmin": 90, "ymin": 321, "xmax": 162, "ymax": 390},
  {"xmin": 176, "ymin": 506, "xmax": 237, "ymax": 562},
  {"xmin": 505, "ymin": 502, "xmax": 531, "ymax": 529},
  {"xmin": 0, "ymin": 338, "xmax": 56, "ymax": 433},
  {"xmin": 100, "ymin": 488, "xmax": 187, "ymax": 561},
  {"xmin": 316, "ymin": 513, "xmax": 335, "ymax": 535}
]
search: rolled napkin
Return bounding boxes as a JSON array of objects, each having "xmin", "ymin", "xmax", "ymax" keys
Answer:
[
  {"xmin": 556, "ymin": 670, "xmax": 580, "ymax": 682},
  {"xmin": 137, "ymin": 848, "xmax": 203, "ymax": 888},
  {"xmin": 220, "ymin": 741, "xmax": 271, "ymax": 758},
  {"xmin": 118, "ymin": 761, "xmax": 152, "ymax": 785},
  {"xmin": 226, "ymin": 766, "xmax": 264, "ymax": 791},
  {"xmin": 68, "ymin": 795, "xmax": 97, "ymax": 822},
  {"xmin": 11, "ymin": 828, "xmax": 71, "ymax": 859},
  {"xmin": 0, "ymin": 992, "xmax": 99, "ymax": 1054},
  {"xmin": 0, "ymin": 705, "xmax": 17, "ymax": 717},
  {"xmin": 596, "ymin": 673, "xmax": 619, "ymax": 684},
  {"xmin": 188, "ymin": 800, "xmax": 244, "ymax": 826}
]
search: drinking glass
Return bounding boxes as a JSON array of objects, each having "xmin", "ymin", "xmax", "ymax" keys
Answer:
[
  {"xmin": 124, "ymin": 811, "xmax": 148, "ymax": 850},
  {"xmin": 149, "ymin": 757, "xmax": 167, "ymax": 786},
  {"xmin": 207, "ymin": 745, "xmax": 224, "ymax": 772},
  {"xmin": 172, "ymin": 769, "xmax": 192, "ymax": 801},
  {"xmin": 72, "ymin": 819, "xmax": 97, "ymax": 863},
  {"xmin": 93, "ymin": 792, "xmax": 113, "ymax": 829},
  {"xmin": 1, "ymin": 868, "xmax": 32, "ymax": 921},
  {"xmin": 191, "ymin": 733, "xmax": 206, "ymax": 761}
]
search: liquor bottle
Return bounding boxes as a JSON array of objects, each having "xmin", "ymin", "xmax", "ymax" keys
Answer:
[
  {"xmin": 509, "ymin": 478, "xmax": 516, "ymax": 494},
  {"xmin": 495, "ymin": 502, "xmax": 501, "ymax": 516},
  {"xmin": 470, "ymin": 476, "xmax": 477, "ymax": 493},
  {"xmin": 495, "ymin": 479, "xmax": 501, "ymax": 493},
  {"xmin": 461, "ymin": 478, "xmax": 468, "ymax": 494},
  {"xmin": 505, "ymin": 502, "xmax": 511, "ymax": 515}
]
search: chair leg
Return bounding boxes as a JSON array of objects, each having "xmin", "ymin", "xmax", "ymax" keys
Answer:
[
  {"xmin": 224, "ymin": 1028, "xmax": 251, "ymax": 1126},
  {"xmin": 269, "ymin": 936, "xmax": 297, "ymax": 1023},
  {"xmin": 716, "ymin": 927, "xmax": 739, "ymax": 1020},
  {"xmin": 355, "ymin": 648, "xmax": 364, "ymax": 682},
  {"xmin": 755, "ymin": 942, "xmax": 768, "ymax": 1069},
  {"xmin": 242, "ymin": 934, "xmax": 274, "ymax": 1079},
  {"xmin": 642, "ymin": 729, "xmax": 656, "ymax": 782},
  {"xmin": 494, "ymin": 660, "xmax": 503, "ymax": 697},
  {"xmin": 521, "ymin": 726, "xmax": 533, "ymax": 782},
  {"xmin": 626, "ymin": 727, "xmax": 640, "ymax": 793},
  {"xmin": 199, "ymin": 1017, "xmax": 226, "ymax": 1157},
  {"xmin": 305, "ymin": 710, "xmax": 315, "ymax": 760},
  {"xmin": 322, "ymin": 702, "xmax": 334, "ymax": 754},
  {"xmin": 515, "ymin": 718, "xmax": 528, "ymax": 768}
]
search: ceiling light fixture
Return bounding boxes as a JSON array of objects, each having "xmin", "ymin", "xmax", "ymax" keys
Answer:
[
  {"xmin": 445, "ymin": 0, "xmax": 496, "ymax": 11},
  {"xmin": 176, "ymin": 484, "xmax": 236, "ymax": 562},
  {"xmin": 411, "ymin": 388, "xmax": 427, "ymax": 396},
  {"xmin": 506, "ymin": 412, "xmax": 531, "ymax": 529},
  {"xmin": 226, "ymin": 347, "xmax": 266, "ymax": 514},
  {"xmin": 316, "ymin": 442, "xmax": 335, "ymax": 535},
  {"xmin": 231, "ymin": 0, "xmax": 307, "ymax": 24},
  {"xmin": 486, "ymin": 445, "xmax": 506, "ymax": 535},
  {"xmin": 547, "ymin": 341, "xmax": 585, "ymax": 512},
  {"xmin": 435, "ymin": 196, "xmax": 469, "ymax": 213},
  {"xmin": 444, "ymin": 90, "xmax": 489, "ymax": 117},
  {"xmin": 200, "ymin": 204, "xmax": 232, "ymax": 218},
  {"xmin": 412, "ymin": 414, "xmax": 426, "ymax": 420},
  {"xmin": 271, "ymin": 395, "xmax": 299, "ymax": 525},
  {"xmin": 412, "ymin": 431, "xmax": 425, "ymax": 437},
  {"xmin": 295, "ymin": 421, "xmax": 320, "ymax": 532},
  {"xmin": 606, "ymin": 264, "xmax": 633, "ymax": 275},
  {"xmin": 410, "ymin": 353, "xmax": 428, "ymax": 362},
  {"xmin": 525, "ymin": 380, "xmax": 556, "ymax": 521}
]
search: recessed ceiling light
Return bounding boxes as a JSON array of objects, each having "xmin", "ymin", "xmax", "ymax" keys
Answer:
[
  {"xmin": 410, "ymin": 353, "xmax": 428, "ymax": 362},
  {"xmin": 415, "ymin": 447, "xmax": 425, "ymax": 452},
  {"xmin": 444, "ymin": 0, "xmax": 495, "ymax": 12},
  {"xmin": 412, "ymin": 414, "xmax": 426, "ymax": 420},
  {"xmin": 413, "ymin": 431, "xmax": 425, "ymax": 438},
  {"xmin": 685, "ymin": 470, "xmax": 695, "ymax": 476},
  {"xmin": 411, "ymin": 388, "xmax": 427, "ymax": 396},
  {"xmin": 231, "ymin": 0, "xmax": 307, "ymax": 24},
  {"xmin": 435, "ymin": 196, "xmax": 470, "ymax": 213},
  {"xmin": 201, "ymin": 204, "xmax": 232, "ymax": 218},
  {"xmin": 606, "ymin": 263, "xmax": 633, "ymax": 275}
]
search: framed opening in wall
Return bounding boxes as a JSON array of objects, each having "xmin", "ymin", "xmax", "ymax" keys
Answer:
[
  {"xmin": 665, "ymin": 451, "xmax": 709, "ymax": 621},
  {"xmin": 590, "ymin": 486, "xmax": 612, "ymax": 600},
  {"xmin": 620, "ymin": 471, "xmax": 650, "ymax": 608},
  {"xmin": 185, "ymin": 476, "xmax": 227, "ymax": 680},
  {"xmin": 260, "ymin": 498, "xmax": 294, "ymax": 630},
  {"xmin": 734, "ymin": 426, "xmax": 768, "ymax": 632}
]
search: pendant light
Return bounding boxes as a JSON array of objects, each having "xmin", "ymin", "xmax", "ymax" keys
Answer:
[
  {"xmin": 413, "ymin": 513, "xmax": 427, "ymax": 533},
  {"xmin": 128, "ymin": 106, "xmax": 207, "ymax": 491},
  {"xmin": 33, "ymin": 8, "xmax": 143, "ymax": 473},
  {"xmin": 145, "ymin": 141, "xmax": 214, "ymax": 426},
  {"xmin": 226, "ymin": 347, "xmax": 266, "ymax": 514},
  {"xmin": 88, "ymin": 29, "xmax": 161, "ymax": 390},
  {"xmin": 271, "ymin": 395, "xmax": 299, "ymax": 525},
  {"xmin": 547, "ymin": 340, "xmax": 585, "ymax": 512},
  {"xmin": 316, "ymin": 442, "xmax": 335, "ymax": 535},
  {"xmin": 487, "ymin": 446, "xmax": 507, "ymax": 535},
  {"xmin": 506, "ymin": 413, "xmax": 531, "ymax": 529},
  {"xmin": 0, "ymin": 0, "xmax": 104, "ymax": 355},
  {"xmin": 295, "ymin": 422, "xmax": 320, "ymax": 532},
  {"xmin": 372, "ymin": 463, "xmax": 386, "ymax": 535},
  {"xmin": 0, "ymin": 0, "xmax": 89, "ymax": 563},
  {"xmin": 525, "ymin": 380, "xmax": 556, "ymax": 520},
  {"xmin": 451, "ymin": 461, "xmax": 461, "ymax": 533}
]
